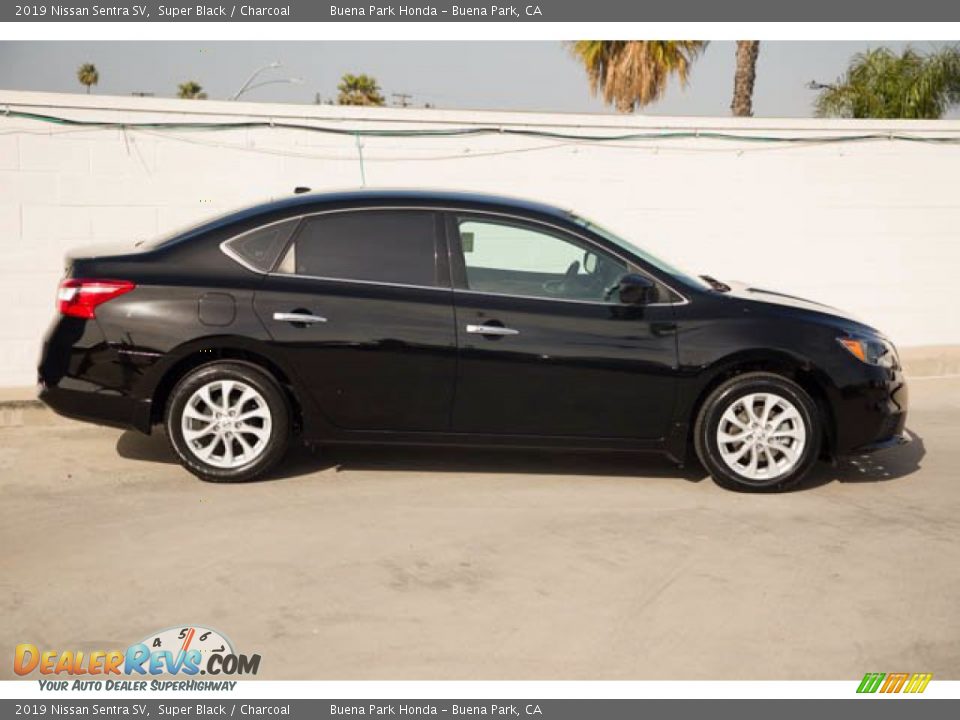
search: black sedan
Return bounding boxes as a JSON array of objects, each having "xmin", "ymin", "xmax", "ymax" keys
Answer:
[{"xmin": 38, "ymin": 190, "xmax": 908, "ymax": 491}]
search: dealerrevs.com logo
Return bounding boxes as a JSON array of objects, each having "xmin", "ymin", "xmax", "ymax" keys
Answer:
[{"xmin": 14, "ymin": 625, "xmax": 261, "ymax": 685}]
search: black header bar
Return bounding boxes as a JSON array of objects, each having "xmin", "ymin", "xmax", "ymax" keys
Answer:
[{"xmin": 6, "ymin": 0, "xmax": 960, "ymax": 22}]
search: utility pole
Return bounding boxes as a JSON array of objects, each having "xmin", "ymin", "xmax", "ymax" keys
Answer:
[{"xmin": 391, "ymin": 93, "xmax": 413, "ymax": 108}]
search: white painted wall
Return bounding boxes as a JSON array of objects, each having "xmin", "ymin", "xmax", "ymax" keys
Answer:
[{"xmin": 1, "ymin": 90, "xmax": 959, "ymax": 387}]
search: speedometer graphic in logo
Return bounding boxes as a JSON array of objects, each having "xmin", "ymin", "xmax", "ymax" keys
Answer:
[{"xmin": 141, "ymin": 625, "xmax": 234, "ymax": 667}]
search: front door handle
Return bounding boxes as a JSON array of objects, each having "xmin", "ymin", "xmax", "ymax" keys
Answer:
[
  {"xmin": 466, "ymin": 324, "xmax": 519, "ymax": 336},
  {"xmin": 273, "ymin": 311, "xmax": 327, "ymax": 324}
]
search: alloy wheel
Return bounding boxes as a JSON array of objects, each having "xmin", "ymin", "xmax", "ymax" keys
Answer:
[
  {"xmin": 180, "ymin": 379, "xmax": 273, "ymax": 469},
  {"xmin": 715, "ymin": 392, "xmax": 807, "ymax": 482}
]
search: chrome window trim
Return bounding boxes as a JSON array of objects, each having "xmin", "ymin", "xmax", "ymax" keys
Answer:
[
  {"xmin": 219, "ymin": 204, "xmax": 690, "ymax": 306},
  {"xmin": 219, "ymin": 215, "xmax": 305, "ymax": 275},
  {"xmin": 266, "ymin": 271, "xmax": 453, "ymax": 294},
  {"xmin": 452, "ymin": 287, "xmax": 684, "ymax": 308}
]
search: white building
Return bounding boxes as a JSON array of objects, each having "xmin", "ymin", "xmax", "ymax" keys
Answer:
[{"xmin": 1, "ymin": 89, "xmax": 958, "ymax": 387}]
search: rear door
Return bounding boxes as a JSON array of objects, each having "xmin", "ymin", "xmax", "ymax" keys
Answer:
[
  {"xmin": 448, "ymin": 213, "xmax": 678, "ymax": 439},
  {"xmin": 253, "ymin": 208, "xmax": 457, "ymax": 432}
]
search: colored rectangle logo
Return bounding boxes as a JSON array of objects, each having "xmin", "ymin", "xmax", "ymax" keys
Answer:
[{"xmin": 858, "ymin": 672, "xmax": 932, "ymax": 694}]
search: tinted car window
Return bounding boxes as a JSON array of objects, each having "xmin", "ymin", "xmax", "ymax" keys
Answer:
[
  {"xmin": 278, "ymin": 211, "xmax": 438, "ymax": 286},
  {"xmin": 222, "ymin": 218, "xmax": 299, "ymax": 273},
  {"xmin": 457, "ymin": 218, "xmax": 628, "ymax": 302}
]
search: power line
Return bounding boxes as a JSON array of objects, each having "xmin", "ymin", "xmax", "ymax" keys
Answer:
[{"xmin": 3, "ymin": 108, "xmax": 960, "ymax": 145}]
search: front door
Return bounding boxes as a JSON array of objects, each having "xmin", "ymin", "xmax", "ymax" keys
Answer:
[
  {"xmin": 253, "ymin": 209, "xmax": 456, "ymax": 432},
  {"xmin": 448, "ymin": 214, "xmax": 678, "ymax": 439}
]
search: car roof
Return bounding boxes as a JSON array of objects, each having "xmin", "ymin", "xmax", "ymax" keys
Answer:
[
  {"xmin": 217, "ymin": 189, "xmax": 573, "ymax": 227},
  {"xmin": 148, "ymin": 189, "xmax": 580, "ymax": 253}
]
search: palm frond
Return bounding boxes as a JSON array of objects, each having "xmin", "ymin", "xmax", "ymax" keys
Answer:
[
  {"xmin": 816, "ymin": 44, "xmax": 960, "ymax": 119},
  {"xmin": 569, "ymin": 41, "xmax": 707, "ymax": 113}
]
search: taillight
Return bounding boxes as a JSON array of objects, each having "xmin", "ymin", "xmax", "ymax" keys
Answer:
[{"xmin": 57, "ymin": 279, "xmax": 136, "ymax": 319}]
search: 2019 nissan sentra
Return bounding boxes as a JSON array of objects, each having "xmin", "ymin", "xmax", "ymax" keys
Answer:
[{"xmin": 38, "ymin": 190, "xmax": 909, "ymax": 491}]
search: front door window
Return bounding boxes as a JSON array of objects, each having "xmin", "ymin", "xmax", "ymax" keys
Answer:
[{"xmin": 457, "ymin": 218, "xmax": 629, "ymax": 302}]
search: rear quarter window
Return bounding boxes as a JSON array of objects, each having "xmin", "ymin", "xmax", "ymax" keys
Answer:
[{"xmin": 221, "ymin": 218, "xmax": 300, "ymax": 273}]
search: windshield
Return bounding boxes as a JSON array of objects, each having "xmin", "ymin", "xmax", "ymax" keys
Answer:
[{"xmin": 570, "ymin": 214, "xmax": 713, "ymax": 291}]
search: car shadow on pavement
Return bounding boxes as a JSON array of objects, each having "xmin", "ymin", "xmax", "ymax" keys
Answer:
[
  {"xmin": 794, "ymin": 428, "xmax": 927, "ymax": 491},
  {"xmin": 116, "ymin": 427, "xmax": 925, "ymax": 489},
  {"xmin": 116, "ymin": 430, "xmax": 705, "ymax": 482}
]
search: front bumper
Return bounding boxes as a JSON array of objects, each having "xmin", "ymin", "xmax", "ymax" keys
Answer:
[{"xmin": 831, "ymin": 363, "xmax": 909, "ymax": 457}]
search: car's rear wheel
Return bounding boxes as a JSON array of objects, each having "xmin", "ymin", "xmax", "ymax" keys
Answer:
[
  {"xmin": 694, "ymin": 372, "xmax": 821, "ymax": 492},
  {"xmin": 166, "ymin": 361, "xmax": 290, "ymax": 482}
]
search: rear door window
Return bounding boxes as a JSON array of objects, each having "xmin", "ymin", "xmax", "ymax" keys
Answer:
[{"xmin": 276, "ymin": 210, "xmax": 440, "ymax": 287}]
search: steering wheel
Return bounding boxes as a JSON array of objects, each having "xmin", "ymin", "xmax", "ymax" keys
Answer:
[{"xmin": 542, "ymin": 260, "xmax": 580, "ymax": 295}]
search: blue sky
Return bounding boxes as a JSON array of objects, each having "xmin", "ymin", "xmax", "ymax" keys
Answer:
[{"xmin": 0, "ymin": 41, "xmax": 957, "ymax": 118}]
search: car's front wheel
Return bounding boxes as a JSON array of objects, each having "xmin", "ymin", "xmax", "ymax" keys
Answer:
[
  {"xmin": 694, "ymin": 372, "xmax": 821, "ymax": 492},
  {"xmin": 166, "ymin": 361, "xmax": 291, "ymax": 483}
]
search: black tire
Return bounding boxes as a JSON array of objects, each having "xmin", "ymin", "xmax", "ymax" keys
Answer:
[
  {"xmin": 165, "ymin": 361, "xmax": 291, "ymax": 483},
  {"xmin": 693, "ymin": 371, "xmax": 821, "ymax": 492}
]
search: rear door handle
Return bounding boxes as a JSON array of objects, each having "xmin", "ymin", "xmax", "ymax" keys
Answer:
[
  {"xmin": 466, "ymin": 324, "xmax": 519, "ymax": 336},
  {"xmin": 273, "ymin": 312, "xmax": 327, "ymax": 324}
]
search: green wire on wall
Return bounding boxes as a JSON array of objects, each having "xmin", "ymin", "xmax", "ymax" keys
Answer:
[{"xmin": 4, "ymin": 108, "xmax": 960, "ymax": 145}]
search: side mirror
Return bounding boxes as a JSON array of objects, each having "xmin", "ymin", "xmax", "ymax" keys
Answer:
[
  {"xmin": 582, "ymin": 250, "xmax": 598, "ymax": 274},
  {"xmin": 616, "ymin": 274, "xmax": 656, "ymax": 304}
]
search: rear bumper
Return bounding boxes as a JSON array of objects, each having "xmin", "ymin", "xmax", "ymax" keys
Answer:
[
  {"xmin": 38, "ymin": 384, "xmax": 152, "ymax": 433},
  {"xmin": 37, "ymin": 315, "xmax": 153, "ymax": 433}
]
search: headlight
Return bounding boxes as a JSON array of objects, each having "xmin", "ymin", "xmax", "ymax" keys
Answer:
[{"xmin": 837, "ymin": 335, "xmax": 898, "ymax": 368}]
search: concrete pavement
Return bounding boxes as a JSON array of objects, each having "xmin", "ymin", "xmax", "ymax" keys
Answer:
[{"xmin": 1, "ymin": 377, "xmax": 958, "ymax": 680}]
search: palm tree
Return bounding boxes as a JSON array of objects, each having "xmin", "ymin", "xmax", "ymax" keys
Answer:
[
  {"xmin": 337, "ymin": 74, "xmax": 386, "ymax": 107},
  {"xmin": 77, "ymin": 63, "xmax": 99, "ymax": 95},
  {"xmin": 731, "ymin": 41, "xmax": 760, "ymax": 116},
  {"xmin": 177, "ymin": 81, "xmax": 208, "ymax": 100},
  {"xmin": 569, "ymin": 41, "xmax": 707, "ymax": 112},
  {"xmin": 816, "ymin": 45, "xmax": 960, "ymax": 119}
]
